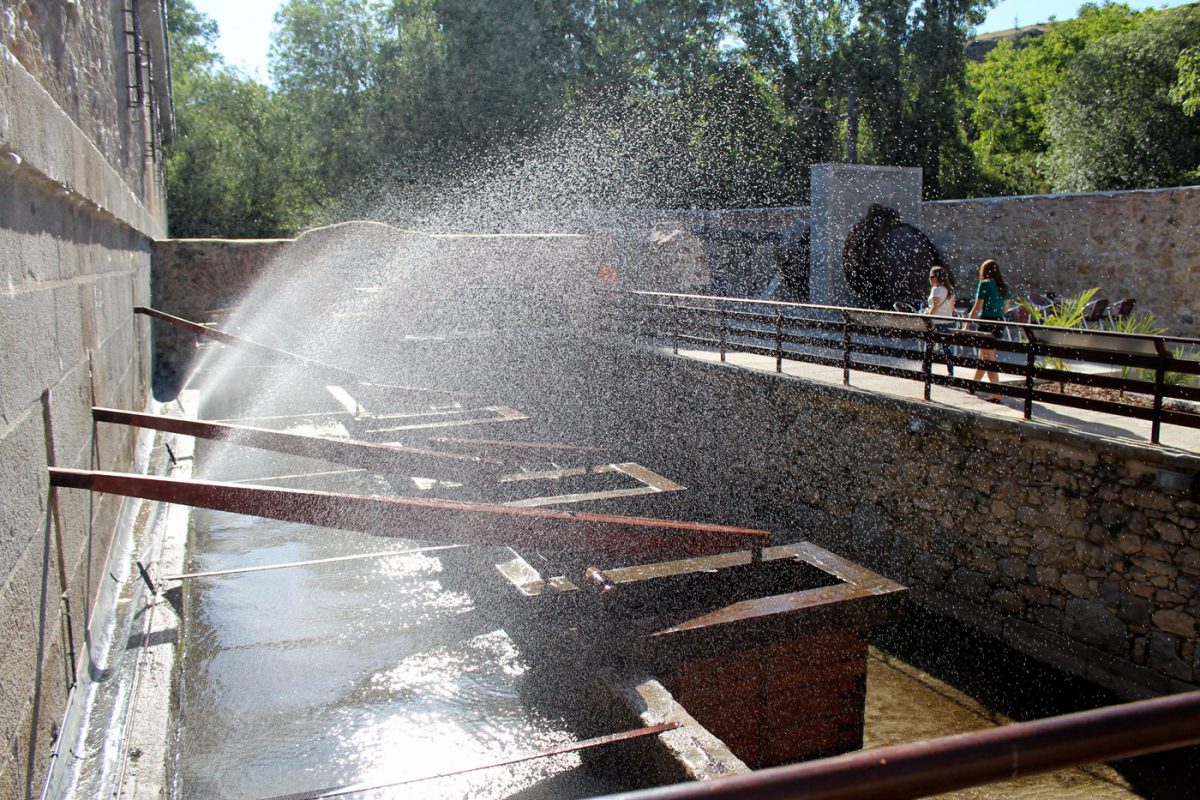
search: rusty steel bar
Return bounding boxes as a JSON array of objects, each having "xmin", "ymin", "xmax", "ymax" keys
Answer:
[
  {"xmin": 136, "ymin": 306, "xmax": 370, "ymax": 382},
  {"xmin": 262, "ymin": 722, "xmax": 680, "ymax": 800},
  {"xmin": 49, "ymin": 469, "xmax": 770, "ymax": 560},
  {"xmin": 93, "ymin": 407, "xmax": 503, "ymax": 481},
  {"xmin": 134, "ymin": 306, "xmax": 468, "ymax": 400},
  {"xmin": 594, "ymin": 690, "xmax": 1200, "ymax": 800}
]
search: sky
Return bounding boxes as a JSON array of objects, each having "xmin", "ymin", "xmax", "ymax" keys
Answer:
[{"xmin": 193, "ymin": 0, "xmax": 1193, "ymax": 83}]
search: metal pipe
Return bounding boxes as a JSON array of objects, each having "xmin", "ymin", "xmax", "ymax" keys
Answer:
[
  {"xmin": 93, "ymin": 406, "xmax": 502, "ymax": 481},
  {"xmin": 162, "ymin": 544, "xmax": 467, "ymax": 581},
  {"xmin": 262, "ymin": 722, "xmax": 680, "ymax": 800},
  {"xmin": 594, "ymin": 690, "xmax": 1200, "ymax": 800},
  {"xmin": 49, "ymin": 468, "xmax": 770, "ymax": 560},
  {"xmin": 134, "ymin": 306, "xmax": 470, "ymax": 400}
]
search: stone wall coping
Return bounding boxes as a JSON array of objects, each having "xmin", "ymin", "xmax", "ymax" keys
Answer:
[
  {"xmin": 925, "ymin": 184, "xmax": 1200, "ymax": 208},
  {"xmin": 160, "ymin": 237, "xmax": 297, "ymax": 245}
]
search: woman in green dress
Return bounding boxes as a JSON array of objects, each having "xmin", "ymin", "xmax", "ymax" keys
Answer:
[{"xmin": 966, "ymin": 259, "xmax": 1013, "ymax": 400}]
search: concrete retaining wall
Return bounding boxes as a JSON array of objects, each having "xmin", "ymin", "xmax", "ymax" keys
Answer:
[
  {"xmin": 584, "ymin": 347, "xmax": 1200, "ymax": 700},
  {"xmin": 149, "ymin": 237, "xmax": 292, "ymax": 391},
  {"xmin": 0, "ymin": 2, "xmax": 166, "ymax": 795}
]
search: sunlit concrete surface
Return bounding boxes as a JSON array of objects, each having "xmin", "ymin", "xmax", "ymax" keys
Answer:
[
  {"xmin": 675, "ymin": 347, "xmax": 1200, "ymax": 456},
  {"xmin": 864, "ymin": 648, "xmax": 1136, "ymax": 799}
]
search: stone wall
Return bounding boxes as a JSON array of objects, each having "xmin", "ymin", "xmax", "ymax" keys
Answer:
[
  {"xmin": 581, "ymin": 347, "xmax": 1200, "ymax": 700},
  {"xmin": 923, "ymin": 187, "xmax": 1200, "ymax": 338},
  {"xmin": 0, "ymin": 2, "xmax": 167, "ymax": 796}
]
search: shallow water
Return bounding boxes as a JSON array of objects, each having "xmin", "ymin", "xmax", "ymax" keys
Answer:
[
  {"xmin": 176, "ymin": 450, "xmax": 620, "ymax": 800},
  {"xmin": 864, "ymin": 649, "xmax": 1137, "ymax": 799}
]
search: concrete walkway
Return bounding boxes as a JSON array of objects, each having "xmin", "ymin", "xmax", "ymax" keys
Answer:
[{"xmin": 673, "ymin": 346, "xmax": 1200, "ymax": 458}]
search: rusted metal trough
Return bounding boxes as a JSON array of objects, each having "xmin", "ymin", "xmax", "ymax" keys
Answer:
[
  {"xmin": 52, "ymin": 458, "xmax": 905, "ymax": 772},
  {"xmin": 59, "ymin": 312, "xmax": 909, "ymax": 780},
  {"xmin": 448, "ymin": 541, "xmax": 906, "ymax": 769}
]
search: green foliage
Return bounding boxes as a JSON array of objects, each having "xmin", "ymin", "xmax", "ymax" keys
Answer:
[
  {"xmin": 165, "ymin": 0, "xmax": 1200, "ymax": 235},
  {"xmin": 730, "ymin": 0, "xmax": 855, "ymax": 194},
  {"xmin": 166, "ymin": 0, "xmax": 322, "ymax": 237},
  {"xmin": 1020, "ymin": 287, "xmax": 1098, "ymax": 372},
  {"xmin": 168, "ymin": 72, "xmax": 324, "ymax": 237},
  {"xmin": 1102, "ymin": 311, "xmax": 1165, "ymax": 336},
  {"xmin": 966, "ymin": 3, "xmax": 1142, "ymax": 194},
  {"xmin": 1138, "ymin": 347, "xmax": 1199, "ymax": 387},
  {"xmin": 1172, "ymin": 46, "xmax": 1200, "ymax": 116},
  {"xmin": 1023, "ymin": 287, "xmax": 1098, "ymax": 329},
  {"xmin": 165, "ymin": 0, "xmax": 220, "ymax": 73},
  {"xmin": 1102, "ymin": 311, "xmax": 1165, "ymax": 379},
  {"xmin": 1046, "ymin": 6, "xmax": 1200, "ymax": 192}
]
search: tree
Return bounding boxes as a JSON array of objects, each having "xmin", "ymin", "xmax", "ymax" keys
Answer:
[
  {"xmin": 168, "ymin": 72, "xmax": 323, "ymax": 236},
  {"xmin": 903, "ymin": 0, "xmax": 990, "ymax": 197},
  {"xmin": 166, "ymin": 0, "xmax": 321, "ymax": 236},
  {"xmin": 269, "ymin": 0, "xmax": 387, "ymax": 202},
  {"xmin": 1045, "ymin": 6, "xmax": 1200, "ymax": 191},
  {"xmin": 1172, "ymin": 45, "xmax": 1200, "ymax": 116},
  {"xmin": 731, "ymin": 0, "xmax": 855, "ymax": 197},
  {"xmin": 966, "ymin": 3, "xmax": 1143, "ymax": 194}
]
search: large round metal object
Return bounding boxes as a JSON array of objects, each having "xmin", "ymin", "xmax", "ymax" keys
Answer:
[{"xmin": 843, "ymin": 205, "xmax": 942, "ymax": 308}]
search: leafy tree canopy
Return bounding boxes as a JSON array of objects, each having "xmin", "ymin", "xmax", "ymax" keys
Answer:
[
  {"xmin": 166, "ymin": 0, "xmax": 323, "ymax": 237},
  {"xmin": 1045, "ymin": 5, "xmax": 1200, "ymax": 191},
  {"xmin": 966, "ymin": 2, "xmax": 1143, "ymax": 194},
  {"xmin": 165, "ymin": 0, "xmax": 1200, "ymax": 236}
]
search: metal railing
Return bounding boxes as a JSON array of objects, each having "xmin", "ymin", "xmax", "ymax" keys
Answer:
[
  {"xmin": 629, "ymin": 291, "xmax": 1200, "ymax": 445},
  {"xmin": 596, "ymin": 689, "xmax": 1200, "ymax": 800}
]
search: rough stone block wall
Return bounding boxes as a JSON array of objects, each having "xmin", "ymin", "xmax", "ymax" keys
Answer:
[
  {"xmin": 1, "ymin": 2, "xmax": 164, "ymax": 795},
  {"xmin": 589, "ymin": 348, "xmax": 1199, "ymax": 700},
  {"xmin": 1, "ymin": 0, "xmax": 162, "ymax": 211},
  {"xmin": 592, "ymin": 189, "xmax": 1200, "ymax": 342},
  {"xmin": 922, "ymin": 188, "xmax": 1200, "ymax": 338}
]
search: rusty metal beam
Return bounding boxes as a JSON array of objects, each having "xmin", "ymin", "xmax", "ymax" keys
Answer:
[
  {"xmin": 49, "ymin": 469, "xmax": 769, "ymax": 560},
  {"xmin": 93, "ymin": 407, "xmax": 502, "ymax": 482},
  {"xmin": 594, "ymin": 690, "xmax": 1200, "ymax": 800},
  {"xmin": 136, "ymin": 306, "xmax": 370, "ymax": 382},
  {"xmin": 134, "ymin": 306, "xmax": 468, "ymax": 400}
]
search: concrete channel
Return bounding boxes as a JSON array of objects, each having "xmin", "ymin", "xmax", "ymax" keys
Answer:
[{"xmin": 43, "ymin": 327, "xmax": 1170, "ymax": 800}]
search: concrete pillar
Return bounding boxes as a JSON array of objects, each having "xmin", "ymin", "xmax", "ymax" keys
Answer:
[{"xmin": 809, "ymin": 164, "xmax": 923, "ymax": 306}]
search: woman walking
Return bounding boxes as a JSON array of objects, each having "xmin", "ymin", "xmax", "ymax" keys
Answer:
[
  {"xmin": 966, "ymin": 259, "xmax": 1012, "ymax": 400},
  {"xmin": 926, "ymin": 266, "xmax": 957, "ymax": 375}
]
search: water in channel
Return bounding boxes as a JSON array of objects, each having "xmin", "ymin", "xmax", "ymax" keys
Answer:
[{"xmin": 175, "ymin": 438, "xmax": 625, "ymax": 800}]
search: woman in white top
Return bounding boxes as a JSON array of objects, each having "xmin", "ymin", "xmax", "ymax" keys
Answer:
[{"xmin": 926, "ymin": 266, "xmax": 957, "ymax": 374}]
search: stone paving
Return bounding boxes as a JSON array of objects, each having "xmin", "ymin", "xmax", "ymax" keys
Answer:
[{"xmin": 676, "ymin": 347, "xmax": 1200, "ymax": 458}]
